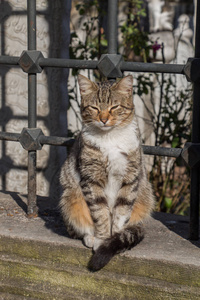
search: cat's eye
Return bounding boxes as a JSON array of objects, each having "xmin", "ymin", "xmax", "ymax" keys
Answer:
[
  {"xmin": 90, "ymin": 106, "xmax": 100, "ymax": 113},
  {"xmin": 110, "ymin": 105, "xmax": 120, "ymax": 112}
]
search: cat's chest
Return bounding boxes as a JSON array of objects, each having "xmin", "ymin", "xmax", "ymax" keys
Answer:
[
  {"xmin": 83, "ymin": 122, "xmax": 139, "ymax": 176},
  {"xmin": 83, "ymin": 124, "xmax": 139, "ymax": 209},
  {"xmin": 84, "ymin": 122, "xmax": 139, "ymax": 156},
  {"xmin": 100, "ymin": 142, "xmax": 128, "ymax": 176},
  {"xmin": 101, "ymin": 144, "xmax": 127, "ymax": 209}
]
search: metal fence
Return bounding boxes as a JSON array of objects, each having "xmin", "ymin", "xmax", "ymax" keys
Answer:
[{"xmin": 0, "ymin": 0, "xmax": 199, "ymax": 240}]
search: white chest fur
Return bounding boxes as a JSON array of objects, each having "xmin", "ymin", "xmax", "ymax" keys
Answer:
[
  {"xmin": 83, "ymin": 121, "xmax": 140, "ymax": 209},
  {"xmin": 103, "ymin": 147, "xmax": 127, "ymax": 209}
]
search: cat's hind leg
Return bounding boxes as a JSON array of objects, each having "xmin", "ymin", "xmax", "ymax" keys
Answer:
[
  {"xmin": 129, "ymin": 182, "xmax": 154, "ymax": 225},
  {"xmin": 60, "ymin": 186, "xmax": 94, "ymax": 240}
]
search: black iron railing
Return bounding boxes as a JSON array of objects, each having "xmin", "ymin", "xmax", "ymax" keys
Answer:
[{"xmin": 0, "ymin": 0, "xmax": 199, "ymax": 240}]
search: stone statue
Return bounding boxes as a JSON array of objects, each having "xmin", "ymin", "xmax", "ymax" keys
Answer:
[
  {"xmin": 147, "ymin": 0, "xmax": 173, "ymax": 32},
  {"xmin": 174, "ymin": 14, "xmax": 193, "ymax": 47}
]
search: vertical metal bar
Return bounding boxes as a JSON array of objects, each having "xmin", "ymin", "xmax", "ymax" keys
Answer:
[
  {"xmin": 28, "ymin": 0, "xmax": 37, "ymax": 128},
  {"xmin": 1, "ymin": 16, "xmax": 6, "ymax": 190},
  {"xmin": 27, "ymin": 0, "xmax": 38, "ymax": 216},
  {"xmin": 107, "ymin": 0, "xmax": 118, "ymax": 54},
  {"xmin": 28, "ymin": 0, "xmax": 36, "ymax": 51},
  {"xmin": 28, "ymin": 74, "xmax": 36, "ymax": 128},
  {"xmin": 189, "ymin": 1, "xmax": 200, "ymax": 240}
]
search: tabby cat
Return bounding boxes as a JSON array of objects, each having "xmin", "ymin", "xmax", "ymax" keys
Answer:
[{"xmin": 60, "ymin": 74, "xmax": 154, "ymax": 271}]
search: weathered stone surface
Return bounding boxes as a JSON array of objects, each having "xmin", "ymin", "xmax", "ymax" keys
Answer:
[{"xmin": 0, "ymin": 191, "xmax": 199, "ymax": 299}]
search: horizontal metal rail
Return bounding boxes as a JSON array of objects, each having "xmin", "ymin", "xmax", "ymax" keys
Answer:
[
  {"xmin": 142, "ymin": 145, "xmax": 182, "ymax": 158},
  {"xmin": 0, "ymin": 131, "xmax": 182, "ymax": 158},
  {"xmin": 0, "ymin": 56, "xmax": 19, "ymax": 65},
  {"xmin": 0, "ymin": 132, "xmax": 21, "ymax": 142},
  {"xmin": 38, "ymin": 58, "xmax": 98, "ymax": 69},
  {"xmin": 121, "ymin": 61, "xmax": 185, "ymax": 74},
  {"xmin": 39, "ymin": 135, "xmax": 75, "ymax": 147},
  {"xmin": 0, "ymin": 55, "xmax": 186, "ymax": 75}
]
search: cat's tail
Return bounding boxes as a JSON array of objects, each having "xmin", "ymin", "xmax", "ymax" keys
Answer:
[{"xmin": 88, "ymin": 225, "xmax": 144, "ymax": 272}]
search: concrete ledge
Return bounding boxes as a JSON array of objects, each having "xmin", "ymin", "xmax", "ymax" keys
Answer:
[{"xmin": 0, "ymin": 191, "xmax": 200, "ymax": 299}]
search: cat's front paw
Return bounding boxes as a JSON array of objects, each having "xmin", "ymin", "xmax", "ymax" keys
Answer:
[
  {"xmin": 83, "ymin": 235, "xmax": 104, "ymax": 251},
  {"xmin": 83, "ymin": 234, "xmax": 95, "ymax": 248},
  {"xmin": 93, "ymin": 237, "xmax": 104, "ymax": 251}
]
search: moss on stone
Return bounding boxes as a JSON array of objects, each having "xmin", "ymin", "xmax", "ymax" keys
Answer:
[
  {"xmin": 0, "ymin": 235, "xmax": 200, "ymax": 288},
  {"xmin": 1, "ymin": 255, "xmax": 200, "ymax": 300}
]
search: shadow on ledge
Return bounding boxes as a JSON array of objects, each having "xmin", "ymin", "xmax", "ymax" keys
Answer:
[{"xmin": 1, "ymin": 190, "xmax": 199, "ymax": 249}]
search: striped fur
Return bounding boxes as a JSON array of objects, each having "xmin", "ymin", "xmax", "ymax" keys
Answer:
[{"xmin": 60, "ymin": 75, "xmax": 154, "ymax": 271}]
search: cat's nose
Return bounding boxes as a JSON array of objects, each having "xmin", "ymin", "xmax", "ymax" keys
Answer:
[{"xmin": 100, "ymin": 118, "xmax": 108, "ymax": 124}]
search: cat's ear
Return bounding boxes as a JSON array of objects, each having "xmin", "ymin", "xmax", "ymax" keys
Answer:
[
  {"xmin": 113, "ymin": 75, "xmax": 133, "ymax": 95},
  {"xmin": 78, "ymin": 74, "xmax": 97, "ymax": 96}
]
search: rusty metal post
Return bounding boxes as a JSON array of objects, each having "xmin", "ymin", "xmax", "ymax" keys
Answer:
[{"xmin": 27, "ymin": 0, "xmax": 38, "ymax": 216}]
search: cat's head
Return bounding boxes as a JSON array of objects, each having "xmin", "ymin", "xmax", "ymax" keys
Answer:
[{"xmin": 78, "ymin": 75, "xmax": 134, "ymax": 131}]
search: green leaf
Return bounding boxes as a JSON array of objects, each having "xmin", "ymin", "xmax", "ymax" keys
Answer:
[
  {"xmin": 171, "ymin": 137, "xmax": 179, "ymax": 148},
  {"xmin": 100, "ymin": 38, "xmax": 108, "ymax": 47},
  {"xmin": 164, "ymin": 197, "xmax": 172, "ymax": 209}
]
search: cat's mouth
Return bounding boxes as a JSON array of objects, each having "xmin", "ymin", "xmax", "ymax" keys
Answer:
[
  {"xmin": 100, "ymin": 125, "xmax": 112, "ymax": 131},
  {"xmin": 96, "ymin": 122, "xmax": 113, "ymax": 131}
]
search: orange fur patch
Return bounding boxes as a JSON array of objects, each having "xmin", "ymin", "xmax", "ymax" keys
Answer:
[
  {"xmin": 129, "ymin": 201, "xmax": 150, "ymax": 224},
  {"xmin": 69, "ymin": 194, "xmax": 93, "ymax": 228}
]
